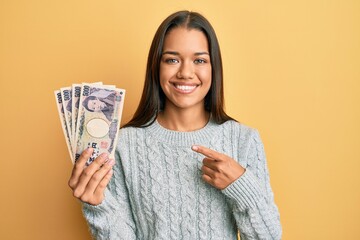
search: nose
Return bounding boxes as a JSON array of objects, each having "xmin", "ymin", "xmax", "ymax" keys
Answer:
[{"xmin": 177, "ymin": 61, "xmax": 194, "ymax": 79}]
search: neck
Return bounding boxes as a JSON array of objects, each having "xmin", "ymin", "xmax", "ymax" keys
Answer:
[{"xmin": 157, "ymin": 106, "xmax": 210, "ymax": 132}]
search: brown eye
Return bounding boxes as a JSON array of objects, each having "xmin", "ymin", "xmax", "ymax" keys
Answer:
[{"xmin": 194, "ymin": 59, "xmax": 206, "ymax": 64}]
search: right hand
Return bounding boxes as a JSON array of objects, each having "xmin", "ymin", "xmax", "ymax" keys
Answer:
[{"xmin": 68, "ymin": 148, "xmax": 115, "ymax": 206}]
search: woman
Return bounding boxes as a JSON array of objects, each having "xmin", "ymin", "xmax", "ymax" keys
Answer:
[{"xmin": 69, "ymin": 10, "xmax": 282, "ymax": 239}]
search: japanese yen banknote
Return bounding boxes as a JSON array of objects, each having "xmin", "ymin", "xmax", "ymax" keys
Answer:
[{"xmin": 54, "ymin": 83, "xmax": 125, "ymax": 164}]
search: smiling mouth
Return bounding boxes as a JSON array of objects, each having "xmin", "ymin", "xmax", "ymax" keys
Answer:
[{"xmin": 173, "ymin": 84, "xmax": 198, "ymax": 93}]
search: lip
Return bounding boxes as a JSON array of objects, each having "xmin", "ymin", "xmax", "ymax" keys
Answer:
[{"xmin": 171, "ymin": 83, "xmax": 199, "ymax": 94}]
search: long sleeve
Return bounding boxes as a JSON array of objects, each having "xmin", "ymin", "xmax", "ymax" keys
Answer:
[
  {"xmin": 81, "ymin": 149, "xmax": 137, "ymax": 240},
  {"xmin": 222, "ymin": 129, "xmax": 282, "ymax": 240}
]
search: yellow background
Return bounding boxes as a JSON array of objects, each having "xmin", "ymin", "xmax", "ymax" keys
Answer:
[{"xmin": 0, "ymin": 0, "xmax": 359, "ymax": 239}]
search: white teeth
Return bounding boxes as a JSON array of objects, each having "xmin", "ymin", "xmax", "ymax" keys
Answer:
[{"xmin": 175, "ymin": 85, "xmax": 196, "ymax": 91}]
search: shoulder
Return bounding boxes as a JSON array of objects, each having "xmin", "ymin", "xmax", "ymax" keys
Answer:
[
  {"xmin": 221, "ymin": 120, "xmax": 260, "ymax": 141},
  {"xmin": 117, "ymin": 125, "xmax": 150, "ymax": 146},
  {"xmin": 221, "ymin": 120, "xmax": 264, "ymax": 164},
  {"xmin": 118, "ymin": 126, "xmax": 139, "ymax": 142},
  {"xmin": 115, "ymin": 126, "xmax": 141, "ymax": 161}
]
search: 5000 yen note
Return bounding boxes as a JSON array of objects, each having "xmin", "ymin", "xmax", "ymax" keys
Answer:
[
  {"xmin": 74, "ymin": 85, "xmax": 125, "ymax": 164},
  {"xmin": 72, "ymin": 82, "xmax": 104, "ymax": 152},
  {"xmin": 54, "ymin": 90, "xmax": 74, "ymax": 163},
  {"xmin": 60, "ymin": 87, "xmax": 73, "ymax": 147},
  {"xmin": 71, "ymin": 84, "xmax": 81, "ymax": 149}
]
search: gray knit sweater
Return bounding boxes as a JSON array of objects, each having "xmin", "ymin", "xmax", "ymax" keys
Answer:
[{"xmin": 82, "ymin": 120, "xmax": 282, "ymax": 239}]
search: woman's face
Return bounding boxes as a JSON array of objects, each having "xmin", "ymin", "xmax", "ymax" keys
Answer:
[
  {"xmin": 87, "ymin": 98, "xmax": 106, "ymax": 112},
  {"xmin": 159, "ymin": 27, "xmax": 212, "ymax": 112}
]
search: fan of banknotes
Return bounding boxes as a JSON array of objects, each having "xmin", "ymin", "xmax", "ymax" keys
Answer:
[{"xmin": 54, "ymin": 82, "xmax": 125, "ymax": 164}]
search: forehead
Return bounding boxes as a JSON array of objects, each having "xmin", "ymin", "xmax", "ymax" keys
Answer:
[{"xmin": 163, "ymin": 27, "xmax": 209, "ymax": 52}]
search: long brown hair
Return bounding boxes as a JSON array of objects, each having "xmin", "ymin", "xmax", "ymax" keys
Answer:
[{"xmin": 123, "ymin": 10, "xmax": 235, "ymax": 128}]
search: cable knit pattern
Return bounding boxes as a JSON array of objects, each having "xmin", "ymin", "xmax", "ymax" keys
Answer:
[
  {"xmin": 136, "ymin": 129, "xmax": 153, "ymax": 239},
  {"xmin": 197, "ymin": 172, "xmax": 210, "ymax": 240},
  {"xmin": 178, "ymin": 147, "xmax": 197, "ymax": 239},
  {"xmin": 82, "ymin": 120, "xmax": 282, "ymax": 239},
  {"xmin": 208, "ymin": 131, "xmax": 227, "ymax": 240},
  {"xmin": 162, "ymin": 143, "xmax": 180, "ymax": 239},
  {"xmin": 146, "ymin": 137, "xmax": 168, "ymax": 240}
]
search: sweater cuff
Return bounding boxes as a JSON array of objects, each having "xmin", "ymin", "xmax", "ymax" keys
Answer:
[{"xmin": 222, "ymin": 169, "xmax": 264, "ymax": 211}]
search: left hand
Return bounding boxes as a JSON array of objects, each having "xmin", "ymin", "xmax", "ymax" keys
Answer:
[{"xmin": 192, "ymin": 145, "xmax": 245, "ymax": 190}]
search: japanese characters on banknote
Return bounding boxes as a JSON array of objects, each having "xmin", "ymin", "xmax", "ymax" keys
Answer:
[{"xmin": 54, "ymin": 83, "xmax": 125, "ymax": 164}]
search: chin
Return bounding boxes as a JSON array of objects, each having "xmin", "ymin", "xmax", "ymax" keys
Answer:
[{"xmin": 172, "ymin": 101, "xmax": 205, "ymax": 110}]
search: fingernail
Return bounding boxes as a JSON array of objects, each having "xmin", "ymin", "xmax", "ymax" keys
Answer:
[
  {"xmin": 107, "ymin": 159, "xmax": 115, "ymax": 166},
  {"xmin": 192, "ymin": 145, "xmax": 199, "ymax": 151},
  {"xmin": 86, "ymin": 148, "xmax": 93, "ymax": 153}
]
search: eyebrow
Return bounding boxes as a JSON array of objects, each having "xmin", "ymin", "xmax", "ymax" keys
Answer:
[{"xmin": 162, "ymin": 51, "xmax": 209, "ymax": 56}]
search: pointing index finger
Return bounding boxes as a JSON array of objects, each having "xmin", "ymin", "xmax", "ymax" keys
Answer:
[{"xmin": 191, "ymin": 145, "xmax": 222, "ymax": 161}]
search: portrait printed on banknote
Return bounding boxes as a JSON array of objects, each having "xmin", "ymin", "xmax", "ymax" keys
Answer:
[{"xmin": 82, "ymin": 89, "xmax": 117, "ymax": 122}]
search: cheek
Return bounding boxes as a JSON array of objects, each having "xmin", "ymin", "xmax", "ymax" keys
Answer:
[
  {"xmin": 197, "ymin": 67, "xmax": 212, "ymax": 86},
  {"xmin": 159, "ymin": 65, "xmax": 174, "ymax": 89},
  {"xmin": 159, "ymin": 65, "xmax": 165, "ymax": 86},
  {"xmin": 160, "ymin": 64, "xmax": 171, "ymax": 77},
  {"xmin": 159, "ymin": 75, "xmax": 166, "ymax": 92}
]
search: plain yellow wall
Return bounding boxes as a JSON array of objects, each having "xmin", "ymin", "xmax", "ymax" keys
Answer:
[{"xmin": 1, "ymin": 0, "xmax": 359, "ymax": 239}]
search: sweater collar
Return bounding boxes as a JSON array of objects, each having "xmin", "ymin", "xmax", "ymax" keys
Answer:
[{"xmin": 145, "ymin": 119, "xmax": 221, "ymax": 146}]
